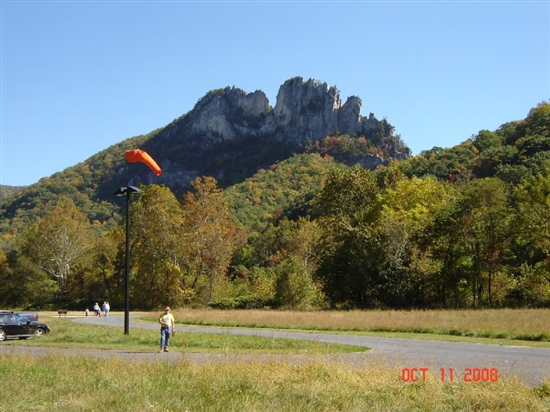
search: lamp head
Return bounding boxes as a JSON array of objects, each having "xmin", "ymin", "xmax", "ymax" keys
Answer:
[{"xmin": 113, "ymin": 186, "xmax": 143, "ymax": 196}]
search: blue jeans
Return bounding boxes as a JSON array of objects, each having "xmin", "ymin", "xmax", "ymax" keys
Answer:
[{"xmin": 160, "ymin": 328, "xmax": 171, "ymax": 350}]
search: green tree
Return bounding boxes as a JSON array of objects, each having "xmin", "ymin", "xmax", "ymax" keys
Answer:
[
  {"xmin": 460, "ymin": 178, "xmax": 514, "ymax": 307},
  {"xmin": 183, "ymin": 177, "xmax": 244, "ymax": 303},
  {"xmin": 67, "ymin": 228, "xmax": 122, "ymax": 307},
  {"xmin": 274, "ymin": 256, "xmax": 323, "ymax": 309},
  {"xmin": 514, "ymin": 168, "xmax": 550, "ymax": 289},
  {"xmin": 130, "ymin": 185, "xmax": 187, "ymax": 309},
  {"xmin": 381, "ymin": 176, "xmax": 455, "ymax": 307},
  {"xmin": 0, "ymin": 250, "xmax": 56, "ymax": 308},
  {"xmin": 428, "ymin": 193, "xmax": 471, "ymax": 308},
  {"xmin": 315, "ymin": 166, "xmax": 387, "ymax": 308},
  {"xmin": 19, "ymin": 201, "xmax": 93, "ymax": 297},
  {"xmin": 243, "ymin": 217, "xmax": 320, "ymax": 270}
]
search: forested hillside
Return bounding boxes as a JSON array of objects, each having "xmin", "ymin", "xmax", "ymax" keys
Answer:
[
  {"xmin": 401, "ymin": 101, "xmax": 550, "ymax": 184},
  {"xmin": 0, "ymin": 133, "xmax": 152, "ymax": 235},
  {"xmin": 1, "ymin": 98, "xmax": 548, "ymax": 311},
  {"xmin": 0, "ymin": 77, "xmax": 407, "ymax": 237},
  {"xmin": 0, "ymin": 185, "xmax": 24, "ymax": 200}
]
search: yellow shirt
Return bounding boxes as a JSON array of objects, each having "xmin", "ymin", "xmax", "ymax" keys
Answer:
[{"xmin": 160, "ymin": 313, "xmax": 175, "ymax": 329}]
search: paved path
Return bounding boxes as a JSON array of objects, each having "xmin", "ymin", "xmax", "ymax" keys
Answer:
[{"xmin": 2, "ymin": 315, "xmax": 549, "ymax": 386}]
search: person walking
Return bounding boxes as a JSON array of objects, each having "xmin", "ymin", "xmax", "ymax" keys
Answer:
[
  {"xmin": 159, "ymin": 306, "xmax": 175, "ymax": 352},
  {"xmin": 93, "ymin": 302, "xmax": 101, "ymax": 317}
]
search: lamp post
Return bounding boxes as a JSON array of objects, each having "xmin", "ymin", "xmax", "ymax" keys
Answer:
[
  {"xmin": 114, "ymin": 185, "xmax": 142, "ymax": 335},
  {"xmin": 116, "ymin": 148, "xmax": 161, "ymax": 334}
]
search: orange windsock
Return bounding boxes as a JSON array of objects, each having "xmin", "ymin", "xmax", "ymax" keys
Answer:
[{"xmin": 125, "ymin": 149, "xmax": 162, "ymax": 176}]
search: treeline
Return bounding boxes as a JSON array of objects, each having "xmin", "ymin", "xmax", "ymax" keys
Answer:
[
  {"xmin": 0, "ymin": 177, "xmax": 243, "ymax": 310},
  {"xmin": 0, "ymin": 102, "xmax": 549, "ymax": 310}
]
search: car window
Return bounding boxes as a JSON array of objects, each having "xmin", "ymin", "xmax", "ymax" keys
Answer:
[{"xmin": 4, "ymin": 315, "xmax": 16, "ymax": 323}]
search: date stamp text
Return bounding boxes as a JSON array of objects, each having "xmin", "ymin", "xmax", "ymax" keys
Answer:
[{"xmin": 401, "ymin": 367, "xmax": 499, "ymax": 382}]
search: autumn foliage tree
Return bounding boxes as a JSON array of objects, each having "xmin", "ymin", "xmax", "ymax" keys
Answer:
[
  {"xmin": 130, "ymin": 185, "xmax": 187, "ymax": 309},
  {"xmin": 182, "ymin": 177, "xmax": 244, "ymax": 303},
  {"xmin": 3, "ymin": 102, "xmax": 550, "ymax": 310},
  {"xmin": 19, "ymin": 201, "xmax": 93, "ymax": 298}
]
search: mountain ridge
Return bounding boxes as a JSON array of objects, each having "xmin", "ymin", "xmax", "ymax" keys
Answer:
[
  {"xmin": 0, "ymin": 77, "xmax": 410, "ymax": 234},
  {"xmin": 134, "ymin": 76, "xmax": 410, "ymax": 191}
]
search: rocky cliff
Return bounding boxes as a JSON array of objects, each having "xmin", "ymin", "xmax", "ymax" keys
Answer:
[
  {"xmin": 132, "ymin": 77, "xmax": 411, "ymax": 191},
  {"xmin": 0, "ymin": 77, "xmax": 413, "ymax": 235}
]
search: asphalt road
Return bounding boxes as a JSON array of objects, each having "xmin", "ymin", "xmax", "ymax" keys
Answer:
[{"xmin": 2, "ymin": 315, "xmax": 549, "ymax": 386}]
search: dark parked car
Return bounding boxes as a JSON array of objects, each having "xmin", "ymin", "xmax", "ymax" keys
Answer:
[
  {"xmin": 16, "ymin": 312, "xmax": 39, "ymax": 322},
  {"xmin": 0, "ymin": 312, "xmax": 50, "ymax": 341},
  {"xmin": 0, "ymin": 310, "xmax": 39, "ymax": 322}
]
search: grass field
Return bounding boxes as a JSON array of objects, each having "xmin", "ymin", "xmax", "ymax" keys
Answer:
[
  {"xmin": 149, "ymin": 308, "xmax": 550, "ymax": 345},
  {"xmin": 1, "ymin": 309, "xmax": 549, "ymax": 411},
  {"xmin": 1, "ymin": 354, "xmax": 549, "ymax": 411},
  {"xmin": 3, "ymin": 315, "xmax": 364, "ymax": 354}
]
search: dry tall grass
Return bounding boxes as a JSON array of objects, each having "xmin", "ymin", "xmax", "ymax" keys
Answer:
[
  {"xmin": 169, "ymin": 308, "xmax": 550, "ymax": 340},
  {"xmin": 1, "ymin": 353, "xmax": 548, "ymax": 411}
]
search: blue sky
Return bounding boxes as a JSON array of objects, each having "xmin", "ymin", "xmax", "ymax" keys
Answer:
[{"xmin": 1, "ymin": 1, "xmax": 548, "ymax": 187}]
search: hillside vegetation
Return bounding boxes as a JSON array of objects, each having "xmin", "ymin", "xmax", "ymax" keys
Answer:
[{"xmin": 1, "ymin": 96, "xmax": 549, "ymax": 312}]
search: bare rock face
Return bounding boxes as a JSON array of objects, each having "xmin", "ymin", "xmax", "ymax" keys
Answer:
[
  {"xmin": 172, "ymin": 87, "xmax": 271, "ymax": 148},
  {"xmin": 266, "ymin": 77, "xmax": 342, "ymax": 143},
  {"xmin": 167, "ymin": 77, "xmax": 385, "ymax": 147},
  {"xmin": 338, "ymin": 96, "xmax": 363, "ymax": 135},
  {"xmin": 136, "ymin": 77, "xmax": 411, "ymax": 190}
]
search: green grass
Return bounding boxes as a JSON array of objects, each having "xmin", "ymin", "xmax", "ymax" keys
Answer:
[
  {"xmin": 140, "ymin": 308, "xmax": 550, "ymax": 347},
  {"xmin": 2, "ymin": 310, "xmax": 550, "ymax": 411},
  {"xmin": 1, "ymin": 354, "xmax": 549, "ymax": 411},
  {"xmin": 3, "ymin": 316, "xmax": 365, "ymax": 354}
]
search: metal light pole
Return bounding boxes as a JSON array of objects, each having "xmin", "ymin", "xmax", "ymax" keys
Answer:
[
  {"xmin": 115, "ymin": 149, "xmax": 161, "ymax": 334},
  {"xmin": 114, "ymin": 185, "xmax": 142, "ymax": 334}
]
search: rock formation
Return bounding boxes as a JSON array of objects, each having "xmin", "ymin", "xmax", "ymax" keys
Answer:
[{"xmin": 132, "ymin": 77, "xmax": 411, "ymax": 190}]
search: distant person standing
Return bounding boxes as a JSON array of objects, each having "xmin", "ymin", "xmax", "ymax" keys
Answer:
[
  {"xmin": 85, "ymin": 308, "xmax": 89, "ymax": 318},
  {"xmin": 103, "ymin": 301, "xmax": 110, "ymax": 317},
  {"xmin": 159, "ymin": 306, "xmax": 175, "ymax": 352}
]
